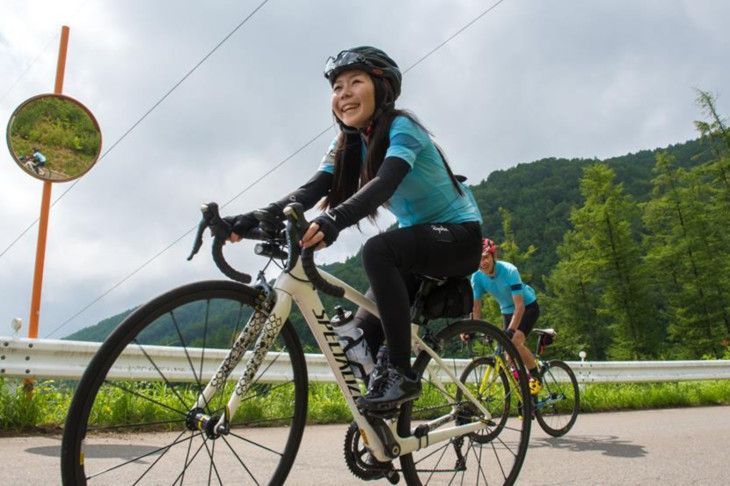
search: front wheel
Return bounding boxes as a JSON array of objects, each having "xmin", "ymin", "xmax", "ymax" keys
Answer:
[
  {"xmin": 398, "ymin": 319, "xmax": 531, "ymax": 485},
  {"xmin": 534, "ymin": 359, "xmax": 579, "ymax": 437},
  {"xmin": 457, "ymin": 356, "xmax": 510, "ymax": 443},
  {"xmin": 61, "ymin": 280, "xmax": 309, "ymax": 485}
]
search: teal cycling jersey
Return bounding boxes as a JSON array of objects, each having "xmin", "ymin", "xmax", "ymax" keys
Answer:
[
  {"xmin": 319, "ymin": 116, "xmax": 482, "ymax": 227},
  {"xmin": 472, "ymin": 261, "xmax": 537, "ymax": 314}
]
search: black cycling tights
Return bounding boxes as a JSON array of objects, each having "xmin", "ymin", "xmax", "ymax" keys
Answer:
[{"xmin": 355, "ymin": 221, "xmax": 482, "ymax": 371}]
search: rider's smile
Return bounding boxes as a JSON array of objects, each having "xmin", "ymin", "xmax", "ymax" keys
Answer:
[{"xmin": 331, "ymin": 70, "xmax": 376, "ymax": 129}]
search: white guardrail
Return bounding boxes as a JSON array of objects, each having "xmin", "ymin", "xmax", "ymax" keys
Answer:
[{"xmin": 2, "ymin": 336, "xmax": 730, "ymax": 384}]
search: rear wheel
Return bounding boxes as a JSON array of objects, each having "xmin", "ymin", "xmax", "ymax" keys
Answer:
[
  {"xmin": 61, "ymin": 280, "xmax": 308, "ymax": 485},
  {"xmin": 398, "ymin": 319, "xmax": 531, "ymax": 485},
  {"xmin": 534, "ymin": 359, "xmax": 579, "ymax": 437}
]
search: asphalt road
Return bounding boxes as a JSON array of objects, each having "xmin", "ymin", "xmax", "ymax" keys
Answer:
[{"xmin": 3, "ymin": 406, "xmax": 727, "ymax": 485}]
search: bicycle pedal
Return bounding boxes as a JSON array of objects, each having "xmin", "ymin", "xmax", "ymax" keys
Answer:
[
  {"xmin": 384, "ymin": 468, "xmax": 400, "ymax": 484},
  {"xmin": 362, "ymin": 408, "xmax": 400, "ymax": 420}
]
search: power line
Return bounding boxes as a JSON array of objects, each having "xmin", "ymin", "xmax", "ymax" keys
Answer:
[
  {"xmin": 0, "ymin": 33, "xmax": 60, "ymax": 105},
  {"xmin": 0, "ymin": 0, "xmax": 93, "ymax": 104},
  {"xmin": 1, "ymin": 0, "xmax": 271, "ymax": 261},
  {"xmin": 45, "ymin": 123, "xmax": 334, "ymax": 338},
  {"xmin": 43, "ymin": 0, "xmax": 508, "ymax": 337},
  {"xmin": 403, "ymin": 0, "xmax": 506, "ymax": 75}
]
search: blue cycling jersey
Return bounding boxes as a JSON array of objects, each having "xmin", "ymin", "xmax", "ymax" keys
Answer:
[
  {"xmin": 319, "ymin": 116, "xmax": 482, "ymax": 227},
  {"xmin": 33, "ymin": 151, "xmax": 47, "ymax": 164},
  {"xmin": 472, "ymin": 261, "xmax": 537, "ymax": 314}
]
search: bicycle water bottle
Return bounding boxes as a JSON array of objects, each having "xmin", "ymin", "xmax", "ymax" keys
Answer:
[{"xmin": 331, "ymin": 306, "xmax": 374, "ymax": 380}]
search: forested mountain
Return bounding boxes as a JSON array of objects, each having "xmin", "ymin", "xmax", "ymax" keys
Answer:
[
  {"xmin": 68, "ymin": 94, "xmax": 730, "ymax": 361},
  {"xmin": 472, "ymin": 137, "xmax": 717, "ymax": 287}
]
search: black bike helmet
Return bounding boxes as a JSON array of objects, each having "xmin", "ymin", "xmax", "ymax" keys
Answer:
[{"xmin": 324, "ymin": 46, "xmax": 402, "ymax": 101}]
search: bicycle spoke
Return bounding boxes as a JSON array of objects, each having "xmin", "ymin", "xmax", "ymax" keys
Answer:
[
  {"xmin": 220, "ymin": 435, "xmax": 262, "ymax": 485},
  {"xmin": 171, "ymin": 436, "xmax": 208, "ymax": 485},
  {"xmin": 62, "ymin": 283, "xmax": 307, "ymax": 485},
  {"xmin": 89, "ymin": 418, "xmax": 186, "ymax": 432},
  {"xmin": 168, "ymin": 310, "xmax": 204, "ymax": 389},
  {"xmin": 226, "ymin": 429, "xmax": 285, "ymax": 457},
  {"xmin": 199, "ymin": 436, "xmax": 225, "ymax": 486},
  {"xmin": 86, "ymin": 430, "xmax": 198, "ymax": 481},
  {"xmin": 133, "ymin": 431, "xmax": 192, "ymax": 485},
  {"xmin": 400, "ymin": 320, "xmax": 530, "ymax": 485},
  {"xmin": 102, "ymin": 380, "xmax": 189, "ymax": 417},
  {"xmin": 131, "ymin": 340, "xmax": 195, "ymax": 411},
  {"xmin": 469, "ymin": 439, "xmax": 490, "ymax": 485}
]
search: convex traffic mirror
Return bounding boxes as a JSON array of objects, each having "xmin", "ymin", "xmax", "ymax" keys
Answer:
[{"xmin": 6, "ymin": 93, "xmax": 102, "ymax": 182}]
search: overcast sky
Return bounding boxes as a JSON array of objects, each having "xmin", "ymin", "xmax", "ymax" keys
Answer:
[{"xmin": 1, "ymin": 0, "xmax": 728, "ymax": 339}]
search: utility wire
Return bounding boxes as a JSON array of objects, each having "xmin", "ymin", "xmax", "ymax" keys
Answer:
[
  {"xmin": 0, "ymin": 0, "xmax": 95, "ymax": 259},
  {"xmin": 403, "ymin": 0, "xmax": 506, "ymax": 75},
  {"xmin": 0, "ymin": 33, "xmax": 59, "ymax": 105},
  {"xmin": 1, "ymin": 0, "xmax": 271, "ymax": 261},
  {"xmin": 0, "ymin": 0, "xmax": 93, "ymax": 104},
  {"xmin": 44, "ymin": 0, "xmax": 507, "ymax": 337},
  {"xmin": 44, "ymin": 123, "xmax": 333, "ymax": 338}
]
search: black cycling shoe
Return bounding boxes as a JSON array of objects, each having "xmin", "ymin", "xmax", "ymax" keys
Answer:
[{"xmin": 357, "ymin": 365, "xmax": 422, "ymax": 412}]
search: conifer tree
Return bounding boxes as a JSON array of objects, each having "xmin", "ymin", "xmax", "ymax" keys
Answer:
[
  {"xmin": 544, "ymin": 229, "xmax": 608, "ymax": 360},
  {"xmin": 642, "ymin": 93, "xmax": 730, "ymax": 357},
  {"xmin": 568, "ymin": 164, "xmax": 661, "ymax": 359}
]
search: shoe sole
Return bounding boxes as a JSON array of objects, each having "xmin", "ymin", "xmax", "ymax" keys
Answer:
[{"xmin": 357, "ymin": 393, "xmax": 421, "ymax": 413}]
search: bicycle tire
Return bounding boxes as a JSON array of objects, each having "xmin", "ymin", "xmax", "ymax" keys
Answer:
[
  {"xmin": 61, "ymin": 280, "xmax": 309, "ymax": 485},
  {"xmin": 456, "ymin": 356, "xmax": 510, "ymax": 443},
  {"xmin": 398, "ymin": 319, "xmax": 531, "ymax": 486},
  {"xmin": 534, "ymin": 359, "xmax": 579, "ymax": 437}
]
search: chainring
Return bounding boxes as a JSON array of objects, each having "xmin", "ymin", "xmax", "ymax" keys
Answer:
[{"xmin": 343, "ymin": 421, "xmax": 393, "ymax": 481}]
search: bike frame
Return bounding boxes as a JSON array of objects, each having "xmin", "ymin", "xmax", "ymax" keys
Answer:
[
  {"xmin": 24, "ymin": 159, "xmax": 42, "ymax": 174},
  {"xmin": 190, "ymin": 256, "xmax": 491, "ymax": 463},
  {"xmin": 480, "ymin": 352, "xmax": 524, "ymax": 406},
  {"xmin": 480, "ymin": 340, "xmax": 569, "ymax": 414}
]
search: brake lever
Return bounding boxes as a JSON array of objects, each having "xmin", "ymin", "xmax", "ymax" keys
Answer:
[
  {"xmin": 187, "ymin": 218, "xmax": 208, "ymax": 261},
  {"xmin": 284, "ymin": 203, "xmax": 345, "ymax": 298},
  {"xmin": 187, "ymin": 202, "xmax": 251, "ymax": 283},
  {"xmin": 187, "ymin": 202, "xmax": 231, "ymax": 261}
]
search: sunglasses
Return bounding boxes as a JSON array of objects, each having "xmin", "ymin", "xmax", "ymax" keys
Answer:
[{"xmin": 324, "ymin": 51, "xmax": 371, "ymax": 78}]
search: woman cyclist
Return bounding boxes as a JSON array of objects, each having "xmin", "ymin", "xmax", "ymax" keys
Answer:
[
  {"xmin": 226, "ymin": 46, "xmax": 483, "ymax": 411},
  {"xmin": 471, "ymin": 238, "xmax": 543, "ymax": 395}
]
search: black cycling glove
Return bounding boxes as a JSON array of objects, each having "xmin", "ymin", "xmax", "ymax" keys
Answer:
[
  {"xmin": 254, "ymin": 203, "xmax": 285, "ymax": 236},
  {"xmin": 225, "ymin": 203, "xmax": 287, "ymax": 239},
  {"xmin": 311, "ymin": 212, "xmax": 341, "ymax": 247},
  {"xmin": 224, "ymin": 212, "xmax": 258, "ymax": 238}
]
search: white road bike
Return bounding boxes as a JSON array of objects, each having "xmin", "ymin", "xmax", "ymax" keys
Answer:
[{"xmin": 61, "ymin": 202, "xmax": 531, "ymax": 485}]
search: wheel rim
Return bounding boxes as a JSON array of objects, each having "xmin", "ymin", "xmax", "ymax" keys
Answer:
[
  {"xmin": 535, "ymin": 360, "xmax": 579, "ymax": 437},
  {"xmin": 62, "ymin": 283, "xmax": 307, "ymax": 485},
  {"xmin": 398, "ymin": 320, "xmax": 530, "ymax": 485}
]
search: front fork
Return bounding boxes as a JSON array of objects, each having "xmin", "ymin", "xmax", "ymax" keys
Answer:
[{"xmin": 188, "ymin": 287, "xmax": 290, "ymax": 437}]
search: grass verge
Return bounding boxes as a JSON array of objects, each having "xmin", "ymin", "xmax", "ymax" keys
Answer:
[{"xmin": 2, "ymin": 378, "xmax": 729, "ymax": 434}]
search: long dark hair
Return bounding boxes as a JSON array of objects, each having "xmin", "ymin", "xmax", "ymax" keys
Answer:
[{"xmin": 322, "ymin": 82, "xmax": 463, "ymax": 219}]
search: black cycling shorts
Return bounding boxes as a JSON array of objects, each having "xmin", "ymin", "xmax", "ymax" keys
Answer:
[{"xmin": 502, "ymin": 300, "xmax": 540, "ymax": 336}]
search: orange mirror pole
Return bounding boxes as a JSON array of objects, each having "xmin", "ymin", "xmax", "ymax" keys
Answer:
[{"xmin": 28, "ymin": 26, "xmax": 70, "ymax": 340}]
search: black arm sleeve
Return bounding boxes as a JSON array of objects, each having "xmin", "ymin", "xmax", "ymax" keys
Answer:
[
  {"xmin": 328, "ymin": 156, "xmax": 410, "ymax": 230},
  {"xmin": 268, "ymin": 170, "xmax": 333, "ymax": 216}
]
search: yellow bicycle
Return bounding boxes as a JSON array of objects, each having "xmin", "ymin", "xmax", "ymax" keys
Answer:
[{"xmin": 458, "ymin": 327, "xmax": 579, "ymax": 438}]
